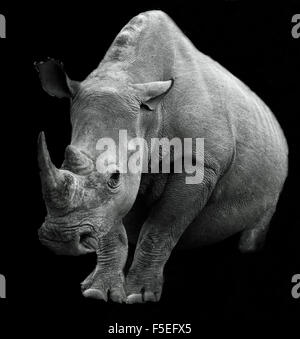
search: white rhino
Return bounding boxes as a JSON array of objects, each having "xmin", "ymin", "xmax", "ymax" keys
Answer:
[{"xmin": 36, "ymin": 10, "xmax": 288, "ymax": 303}]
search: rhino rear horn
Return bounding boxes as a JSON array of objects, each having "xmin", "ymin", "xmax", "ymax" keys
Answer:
[{"xmin": 63, "ymin": 145, "xmax": 94, "ymax": 174}]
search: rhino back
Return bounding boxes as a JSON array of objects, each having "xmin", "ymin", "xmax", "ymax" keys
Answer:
[{"xmin": 97, "ymin": 10, "xmax": 288, "ymax": 186}]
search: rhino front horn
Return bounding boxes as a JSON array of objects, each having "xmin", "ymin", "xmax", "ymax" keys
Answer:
[
  {"xmin": 38, "ymin": 132, "xmax": 82, "ymax": 210},
  {"xmin": 37, "ymin": 131, "xmax": 64, "ymax": 188}
]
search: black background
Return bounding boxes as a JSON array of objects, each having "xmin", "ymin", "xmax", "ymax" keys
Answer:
[{"xmin": 0, "ymin": 0, "xmax": 299, "ymax": 335}]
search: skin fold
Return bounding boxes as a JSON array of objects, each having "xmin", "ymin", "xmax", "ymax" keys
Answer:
[{"xmin": 36, "ymin": 10, "xmax": 288, "ymax": 303}]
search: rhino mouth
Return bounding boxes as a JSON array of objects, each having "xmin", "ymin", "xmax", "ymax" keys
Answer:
[{"xmin": 38, "ymin": 224, "xmax": 98, "ymax": 255}]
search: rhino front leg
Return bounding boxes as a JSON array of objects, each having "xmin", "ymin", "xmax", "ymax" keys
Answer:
[
  {"xmin": 126, "ymin": 169, "xmax": 218, "ymax": 303},
  {"xmin": 81, "ymin": 223, "xmax": 128, "ymax": 303}
]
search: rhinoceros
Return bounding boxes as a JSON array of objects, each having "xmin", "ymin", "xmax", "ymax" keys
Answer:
[{"xmin": 36, "ymin": 10, "xmax": 288, "ymax": 303}]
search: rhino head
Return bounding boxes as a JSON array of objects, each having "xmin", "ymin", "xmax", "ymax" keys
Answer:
[{"xmin": 36, "ymin": 59, "xmax": 172, "ymax": 256}]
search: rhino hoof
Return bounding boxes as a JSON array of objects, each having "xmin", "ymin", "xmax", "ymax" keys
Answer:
[
  {"xmin": 83, "ymin": 288, "xmax": 107, "ymax": 301},
  {"xmin": 125, "ymin": 268, "xmax": 163, "ymax": 303},
  {"xmin": 81, "ymin": 268, "xmax": 126, "ymax": 303},
  {"xmin": 109, "ymin": 288, "xmax": 127, "ymax": 303},
  {"xmin": 126, "ymin": 291, "xmax": 158, "ymax": 304},
  {"xmin": 126, "ymin": 293, "xmax": 143, "ymax": 304}
]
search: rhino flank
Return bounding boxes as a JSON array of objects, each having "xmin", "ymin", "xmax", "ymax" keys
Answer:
[{"xmin": 36, "ymin": 10, "xmax": 288, "ymax": 303}]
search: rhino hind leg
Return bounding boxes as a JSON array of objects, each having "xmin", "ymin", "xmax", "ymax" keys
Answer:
[{"xmin": 238, "ymin": 208, "xmax": 275, "ymax": 253}]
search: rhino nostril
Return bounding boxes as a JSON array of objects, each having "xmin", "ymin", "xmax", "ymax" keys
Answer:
[
  {"xmin": 79, "ymin": 232, "xmax": 97, "ymax": 251},
  {"xmin": 80, "ymin": 232, "xmax": 90, "ymax": 243}
]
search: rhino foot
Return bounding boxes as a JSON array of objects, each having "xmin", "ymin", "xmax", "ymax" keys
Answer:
[
  {"xmin": 81, "ymin": 267, "xmax": 126, "ymax": 303},
  {"xmin": 125, "ymin": 269, "xmax": 164, "ymax": 303}
]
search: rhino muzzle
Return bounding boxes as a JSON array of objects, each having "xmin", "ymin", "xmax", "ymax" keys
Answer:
[{"xmin": 38, "ymin": 131, "xmax": 100, "ymax": 255}]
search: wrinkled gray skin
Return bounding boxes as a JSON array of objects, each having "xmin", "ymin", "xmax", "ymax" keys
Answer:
[{"xmin": 36, "ymin": 11, "xmax": 288, "ymax": 303}]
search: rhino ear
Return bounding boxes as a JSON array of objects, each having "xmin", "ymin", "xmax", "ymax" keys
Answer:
[
  {"xmin": 132, "ymin": 80, "xmax": 173, "ymax": 111},
  {"xmin": 34, "ymin": 59, "xmax": 79, "ymax": 99}
]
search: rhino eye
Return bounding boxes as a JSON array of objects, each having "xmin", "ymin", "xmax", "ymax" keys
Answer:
[{"xmin": 107, "ymin": 170, "xmax": 120, "ymax": 189}]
